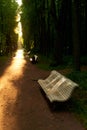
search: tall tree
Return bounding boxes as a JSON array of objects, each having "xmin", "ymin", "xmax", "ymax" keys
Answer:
[
  {"xmin": 0, "ymin": 0, "xmax": 18, "ymax": 55},
  {"xmin": 72, "ymin": 0, "xmax": 80, "ymax": 71},
  {"xmin": 50, "ymin": 0, "xmax": 63, "ymax": 65}
]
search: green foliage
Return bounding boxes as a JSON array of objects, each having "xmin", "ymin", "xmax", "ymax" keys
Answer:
[
  {"xmin": 37, "ymin": 55, "xmax": 70, "ymax": 70},
  {"xmin": 0, "ymin": 0, "xmax": 18, "ymax": 55},
  {"xmin": 67, "ymin": 71, "xmax": 87, "ymax": 90},
  {"xmin": 81, "ymin": 56, "xmax": 87, "ymax": 65},
  {"xmin": 66, "ymin": 71, "xmax": 87, "ymax": 128},
  {"xmin": 36, "ymin": 55, "xmax": 51, "ymax": 70}
]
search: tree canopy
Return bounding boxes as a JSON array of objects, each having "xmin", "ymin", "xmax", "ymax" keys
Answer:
[
  {"xmin": 21, "ymin": 0, "xmax": 87, "ymax": 70},
  {"xmin": 0, "ymin": 0, "xmax": 87, "ymax": 70},
  {"xmin": 0, "ymin": 0, "xmax": 18, "ymax": 55}
]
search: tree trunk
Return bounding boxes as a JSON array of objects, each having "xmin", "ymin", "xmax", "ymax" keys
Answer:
[
  {"xmin": 50, "ymin": 0, "xmax": 63, "ymax": 65},
  {"xmin": 72, "ymin": 0, "xmax": 80, "ymax": 71}
]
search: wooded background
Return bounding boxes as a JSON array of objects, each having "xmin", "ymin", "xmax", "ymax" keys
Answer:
[
  {"xmin": 21, "ymin": 0, "xmax": 87, "ymax": 70},
  {"xmin": 0, "ymin": 0, "xmax": 87, "ymax": 71}
]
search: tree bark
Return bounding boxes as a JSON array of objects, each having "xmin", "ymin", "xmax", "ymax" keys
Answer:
[
  {"xmin": 72, "ymin": 0, "xmax": 80, "ymax": 71},
  {"xmin": 50, "ymin": 0, "xmax": 63, "ymax": 65}
]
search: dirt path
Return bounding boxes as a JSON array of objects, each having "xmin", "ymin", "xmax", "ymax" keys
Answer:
[{"xmin": 0, "ymin": 52, "xmax": 86, "ymax": 130}]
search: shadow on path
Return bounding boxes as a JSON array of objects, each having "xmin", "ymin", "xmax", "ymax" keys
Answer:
[
  {"xmin": 0, "ymin": 57, "xmax": 12, "ymax": 77},
  {"xmin": 0, "ymin": 57, "xmax": 86, "ymax": 130}
]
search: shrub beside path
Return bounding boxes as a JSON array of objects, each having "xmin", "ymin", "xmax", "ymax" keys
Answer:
[{"xmin": 0, "ymin": 57, "xmax": 86, "ymax": 130}]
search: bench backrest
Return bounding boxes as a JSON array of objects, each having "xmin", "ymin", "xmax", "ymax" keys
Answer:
[{"xmin": 38, "ymin": 70, "xmax": 79, "ymax": 102}]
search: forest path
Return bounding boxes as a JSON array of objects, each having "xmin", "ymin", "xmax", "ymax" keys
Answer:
[{"xmin": 0, "ymin": 51, "xmax": 86, "ymax": 130}]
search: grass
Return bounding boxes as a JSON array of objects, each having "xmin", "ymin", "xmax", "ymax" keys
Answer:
[
  {"xmin": 36, "ymin": 55, "xmax": 87, "ymax": 129},
  {"xmin": 37, "ymin": 55, "xmax": 71, "ymax": 70}
]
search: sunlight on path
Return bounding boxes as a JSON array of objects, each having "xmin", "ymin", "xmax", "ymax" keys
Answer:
[
  {"xmin": 0, "ymin": 49, "xmax": 26, "ymax": 130},
  {"xmin": 0, "ymin": 0, "xmax": 25, "ymax": 129},
  {"xmin": 0, "ymin": 49, "xmax": 26, "ymax": 90}
]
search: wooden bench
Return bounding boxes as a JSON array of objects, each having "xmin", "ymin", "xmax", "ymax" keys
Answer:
[{"xmin": 38, "ymin": 70, "xmax": 79, "ymax": 102}]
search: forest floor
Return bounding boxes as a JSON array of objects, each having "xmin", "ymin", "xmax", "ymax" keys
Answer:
[{"xmin": 0, "ymin": 52, "xmax": 86, "ymax": 130}]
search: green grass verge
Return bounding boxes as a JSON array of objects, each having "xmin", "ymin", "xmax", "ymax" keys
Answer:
[{"xmin": 36, "ymin": 55, "xmax": 69, "ymax": 70}]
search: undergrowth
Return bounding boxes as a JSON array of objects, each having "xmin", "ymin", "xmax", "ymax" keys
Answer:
[{"xmin": 67, "ymin": 71, "xmax": 87, "ymax": 128}]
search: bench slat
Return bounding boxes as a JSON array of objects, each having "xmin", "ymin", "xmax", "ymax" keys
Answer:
[{"xmin": 38, "ymin": 70, "xmax": 79, "ymax": 102}]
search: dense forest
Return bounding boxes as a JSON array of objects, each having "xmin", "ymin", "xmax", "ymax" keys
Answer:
[
  {"xmin": 0, "ymin": 0, "xmax": 18, "ymax": 56},
  {"xmin": 21, "ymin": 0, "xmax": 87, "ymax": 70},
  {"xmin": 0, "ymin": 0, "xmax": 87, "ymax": 71}
]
